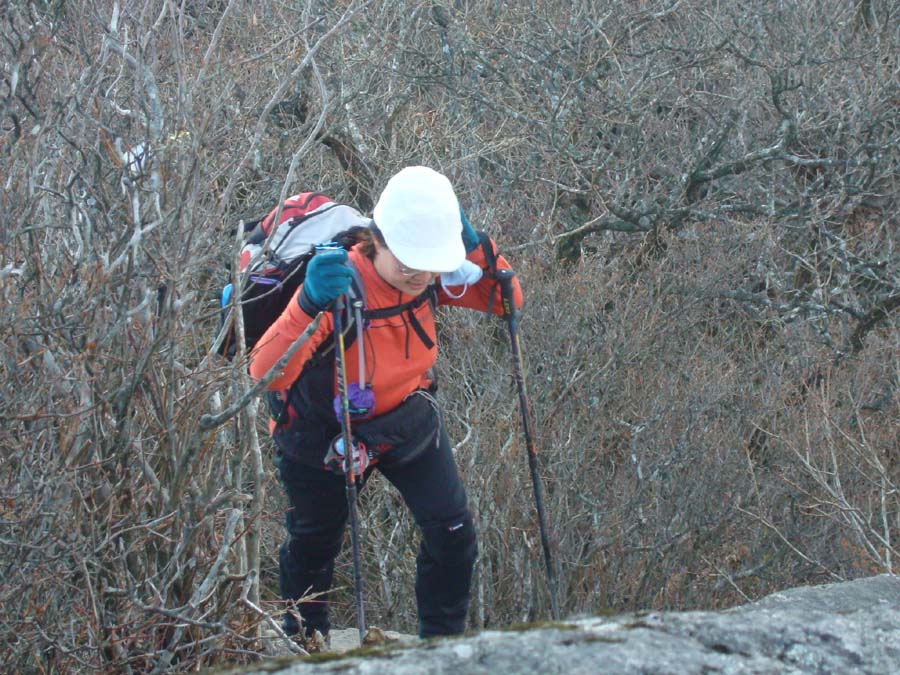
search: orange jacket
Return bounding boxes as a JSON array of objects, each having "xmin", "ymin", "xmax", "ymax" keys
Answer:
[{"xmin": 249, "ymin": 238, "xmax": 523, "ymax": 419}]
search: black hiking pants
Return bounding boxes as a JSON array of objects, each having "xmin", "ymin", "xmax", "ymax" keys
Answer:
[{"xmin": 276, "ymin": 423, "xmax": 477, "ymax": 639}]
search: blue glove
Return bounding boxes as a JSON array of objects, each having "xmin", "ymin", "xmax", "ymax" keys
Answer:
[
  {"xmin": 460, "ymin": 207, "xmax": 479, "ymax": 253},
  {"xmin": 298, "ymin": 248, "xmax": 354, "ymax": 314}
]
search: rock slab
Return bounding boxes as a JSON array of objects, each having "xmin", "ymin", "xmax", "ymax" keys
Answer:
[{"xmin": 220, "ymin": 574, "xmax": 900, "ymax": 674}]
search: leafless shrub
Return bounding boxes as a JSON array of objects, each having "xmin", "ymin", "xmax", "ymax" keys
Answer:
[{"xmin": 1, "ymin": 0, "xmax": 897, "ymax": 671}]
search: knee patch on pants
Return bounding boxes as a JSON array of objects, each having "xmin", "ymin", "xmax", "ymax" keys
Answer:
[
  {"xmin": 416, "ymin": 512, "xmax": 477, "ymax": 637},
  {"xmin": 422, "ymin": 513, "xmax": 477, "ymax": 568}
]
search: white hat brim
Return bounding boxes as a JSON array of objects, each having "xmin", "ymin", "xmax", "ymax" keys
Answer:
[{"xmin": 388, "ymin": 236, "xmax": 467, "ymax": 274}]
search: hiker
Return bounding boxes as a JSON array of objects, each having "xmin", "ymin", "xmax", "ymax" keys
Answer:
[{"xmin": 249, "ymin": 166, "xmax": 523, "ymax": 643}]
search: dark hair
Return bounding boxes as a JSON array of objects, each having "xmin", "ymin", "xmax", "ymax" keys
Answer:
[{"xmin": 358, "ymin": 223, "xmax": 387, "ymax": 260}]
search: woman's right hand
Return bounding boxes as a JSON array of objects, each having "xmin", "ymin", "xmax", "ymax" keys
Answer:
[{"xmin": 299, "ymin": 248, "xmax": 354, "ymax": 313}]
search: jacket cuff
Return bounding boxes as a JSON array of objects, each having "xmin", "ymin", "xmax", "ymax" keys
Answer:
[{"xmin": 298, "ymin": 286, "xmax": 323, "ymax": 317}]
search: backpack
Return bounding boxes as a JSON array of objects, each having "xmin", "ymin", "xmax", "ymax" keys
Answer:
[{"xmin": 218, "ymin": 192, "xmax": 370, "ymax": 359}]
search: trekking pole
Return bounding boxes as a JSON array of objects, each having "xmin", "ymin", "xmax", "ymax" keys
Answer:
[
  {"xmin": 333, "ymin": 295, "xmax": 367, "ymax": 643},
  {"xmin": 495, "ymin": 268, "xmax": 561, "ymax": 621}
]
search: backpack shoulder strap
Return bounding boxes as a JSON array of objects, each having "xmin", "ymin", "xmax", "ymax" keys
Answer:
[
  {"xmin": 363, "ymin": 286, "xmax": 438, "ymax": 351},
  {"xmin": 477, "ymin": 231, "xmax": 499, "ymax": 276},
  {"xmin": 361, "ymin": 286, "xmax": 436, "ymax": 320},
  {"xmin": 474, "ymin": 231, "xmax": 503, "ymax": 315}
]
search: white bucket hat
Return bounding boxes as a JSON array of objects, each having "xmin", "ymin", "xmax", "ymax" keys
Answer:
[{"xmin": 372, "ymin": 166, "xmax": 465, "ymax": 273}]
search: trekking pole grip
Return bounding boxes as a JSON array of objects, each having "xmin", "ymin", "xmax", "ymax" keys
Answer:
[{"xmin": 495, "ymin": 268, "xmax": 516, "ymax": 319}]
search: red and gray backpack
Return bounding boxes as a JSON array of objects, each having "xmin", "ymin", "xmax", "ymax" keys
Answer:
[{"xmin": 219, "ymin": 193, "xmax": 370, "ymax": 359}]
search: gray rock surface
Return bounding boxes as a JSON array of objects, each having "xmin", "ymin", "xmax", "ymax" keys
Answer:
[{"xmin": 221, "ymin": 574, "xmax": 900, "ymax": 674}]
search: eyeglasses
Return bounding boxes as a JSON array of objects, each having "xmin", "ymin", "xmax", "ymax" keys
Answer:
[
  {"xmin": 373, "ymin": 226, "xmax": 436, "ymax": 279},
  {"xmin": 396, "ymin": 259, "xmax": 432, "ymax": 278}
]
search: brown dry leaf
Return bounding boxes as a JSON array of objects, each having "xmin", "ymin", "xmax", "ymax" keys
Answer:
[{"xmin": 362, "ymin": 626, "xmax": 390, "ymax": 646}]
